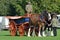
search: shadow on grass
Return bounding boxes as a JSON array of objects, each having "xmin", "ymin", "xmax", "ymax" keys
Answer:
[{"xmin": 0, "ymin": 34, "xmax": 27, "ymax": 37}]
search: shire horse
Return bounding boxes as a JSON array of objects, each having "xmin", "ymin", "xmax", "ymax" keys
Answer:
[
  {"xmin": 41, "ymin": 11, "xmax": 54, "ymax": 36},
  {"xmin": 25, "ymin": 10, "xmax": 53, "ymax": 37},
  {"xmin": 25, "ymin": 13, "xmax": 46, "ymax": 37}
]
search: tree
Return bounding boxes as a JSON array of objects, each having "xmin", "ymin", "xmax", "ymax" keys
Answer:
[
  {"xmin": 0, "ymin": 0, "xmax": 60, "ymax": 16},
  {"xmin": 0, "ymin": 0, "xmax": 10, "ymax": 16}
]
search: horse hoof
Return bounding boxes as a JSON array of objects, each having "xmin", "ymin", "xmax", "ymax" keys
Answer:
[
  {"xmin": 38, "ymin": 36, "xmax": 42, "ymax": 37},
  {"xmin": 51, "ymin": 31, "xmax": 54, "ymax": 36},
  {"xmin": 43, "ymin": 34, "xmax": 46, "ymax": 37},
  {"xmin": 51, "ymin": 35, "xmax": 54, "ymax": 36},
  {"xmin": 38, "ymin": 34, "xmax": 42, "ymax": 37},
  {"xmin": 43, "ymin": 35, "xmax": 46, "ymax": 37},
  {"xmin": 28, "ymin": 35, "xmax": 31, "ymax": 37},
  {"xmin": 28, "ymin": 36, "xmax": 31, "ymax": 37}
]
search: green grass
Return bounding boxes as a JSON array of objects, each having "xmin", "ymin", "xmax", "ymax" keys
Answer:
[{"xmin": 0, "ymin": 29, "xmax": 60, "ymax": 40}]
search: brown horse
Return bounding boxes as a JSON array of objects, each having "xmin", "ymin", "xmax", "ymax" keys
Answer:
[{"xmin": 24, "ymin": 13, "xmax": 46, "ymax": 37}]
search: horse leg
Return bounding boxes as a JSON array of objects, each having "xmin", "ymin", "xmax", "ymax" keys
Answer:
[
  {"xmin": 47, "ymin": 26, "xmax": 51, "ymax": 36},
  {"xmin": 42, "ymin": 23, "xmax": 46, "ymax": 37},
  {"xmin": 30, "ymin": 27, "xmax": 33, "ymax": 36},
  {"xmin": 32, "ymin": 26, "xmax": 36, "ymax": 37},
  {"xmin": 47, "ymin": 25, "xmax": 54, "ymax": 36},
  {"xmin": 51, "ymin": 31, "xmax": 54, "ymax": 36},
  {"xmin": 38, "ymin": 25, "xmax": 42, "ymax": 37},
  {"xmin": 50, "ymin": 26, "xmax": 54, "ymax": 36},
  {"xmin": 24, "ymin": 24, "xmax": 29, "ymax": 36},
  {"xmin": 28, "ymin": 27, "xmax": 31, "ymax": 37},
  {"xmin": 42, "ymin": 27, "xmax": 46, "ymax": 37},
  {"xmin": 24, "ymin": 28, "xmax": 28, "ymax": 36}
]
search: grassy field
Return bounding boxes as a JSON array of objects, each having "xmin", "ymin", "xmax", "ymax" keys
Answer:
[{"xmin": 0, "ymin": 29, "xmax": 60, "ymax": 40}]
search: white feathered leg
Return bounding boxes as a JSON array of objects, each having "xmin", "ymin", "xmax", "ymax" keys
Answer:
[
  {"xmin": 42, "ymin": 26, "xmax": 46, "ymax": 37},
  {"xmin": 42, "ymin": 31, "xmax": 46, "ymax": 37},
  {"xmin": 51, "ymin": 31, "xmax": 54, "ymax": 36},
  {"xmin": 28, "ymin": 28, "xmax": 31, "ymax": 37},
  {"xmin": 38, "ymin": 30, "xmax": 42, "ymax": 37}
]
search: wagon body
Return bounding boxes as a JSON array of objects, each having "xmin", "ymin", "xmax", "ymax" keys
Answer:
[{"xmin": 6, "ymin": 16, "xmax": 29, "ymax": 36}]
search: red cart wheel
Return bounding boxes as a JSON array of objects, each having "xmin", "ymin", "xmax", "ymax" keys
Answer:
[
  {"xmin": 18, "ymin": 24, "xmax": 24, "ymax": 36},
  {"xmin": 9, "ymin": 20, "xmax": 16, "ymax": 36}
]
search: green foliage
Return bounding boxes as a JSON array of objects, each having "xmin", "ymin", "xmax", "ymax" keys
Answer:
[
  {"xmin": 0, "ymin": 0, "xmax": 10, "ymax": 16},
  {"xmin": 0, "ymin": 0, "xmax": 60, "ymax": 16}
]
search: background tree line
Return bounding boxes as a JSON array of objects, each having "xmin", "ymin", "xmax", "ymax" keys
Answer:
[{"xmin": 0, "ymin": 0, "xmax": 60, "ymax": 16}]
